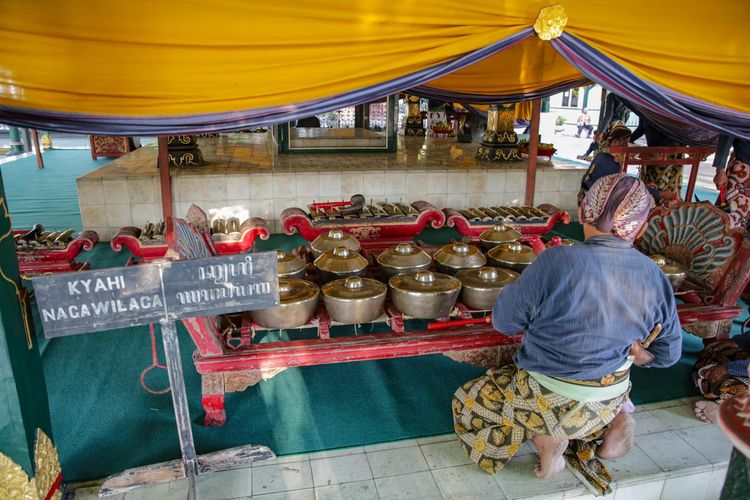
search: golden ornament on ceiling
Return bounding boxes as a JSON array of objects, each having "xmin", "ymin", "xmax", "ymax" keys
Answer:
[{"xmin": 534, "ymin": 4, "xmax": 568, "ymax": 41}]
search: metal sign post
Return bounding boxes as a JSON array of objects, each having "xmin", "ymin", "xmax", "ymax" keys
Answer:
[{"xmin": 33, "ymin": 252, "xmax": 280, "ymax": 498}]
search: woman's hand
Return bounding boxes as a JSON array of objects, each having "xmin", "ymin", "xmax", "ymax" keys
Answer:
[{"xmin": 714, "ymin": 169, "xmax": 728, "ymax": 190}]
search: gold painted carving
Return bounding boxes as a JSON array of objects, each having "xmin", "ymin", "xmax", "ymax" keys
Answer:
[
  {"xmin": 34, "ymin": 430, "xmax": 61, "ymax": 500},
  {"xmin": 0, "ymin": 454, "xmax": 37, "ymax": 500},
  {"xmin": 0, "ymin": 429, "xmax": 61, "ymax": 500},
  {"xmin": 534, "ymin": 4, "xmax": 568, "ymax": 41}
]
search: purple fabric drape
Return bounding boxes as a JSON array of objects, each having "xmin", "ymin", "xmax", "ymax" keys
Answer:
[
  {"xmin": 551, "ymin": 33, "xmax": 750, "ymax": 141},
  {"xmin": 0, "ymin": 30, "xmax": 533, "ymax": 135},
  {"xmin": 412, "ymin": 77, "xmax": 589, "ymax": 105}
]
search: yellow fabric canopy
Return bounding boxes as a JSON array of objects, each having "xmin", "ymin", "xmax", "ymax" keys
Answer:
[
  {"xmin": 0, "ymin": 0, "xmax": 748, "ymax": 117},
  {"xmin": 425, "ymin": 37, "xmax": 586, "ymax": 97}
]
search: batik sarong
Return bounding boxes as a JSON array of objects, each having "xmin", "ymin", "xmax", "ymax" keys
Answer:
[
  {"xmin": 640, "ymin": 163, "xmax": 683, "ymax": 205},
  {"xmin": 721, "ymin": 153, "xmax": 750, "ymax": 230},
  {"xmin": 693, "ymin": 339, "xmax": 750, "ymax": 401},
  {"xmin": 452, "ymin": 364, "xmax": 628, "ymax": 496}
]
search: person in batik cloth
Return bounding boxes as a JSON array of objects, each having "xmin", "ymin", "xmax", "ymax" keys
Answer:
[
  {"xmin": 453, "ymin": 174, "xmax": 682, "ymax": 495},
  {"xmin": 577, "ymin": 123, "xmax": 674, "ymax": 206},
  {"xmin": 713, "ymin": 135, "xmax": 750, "ymax": 230},
  {"xmin": 693, "ymin": 327, "xmax": 750, "ymax": 424}
]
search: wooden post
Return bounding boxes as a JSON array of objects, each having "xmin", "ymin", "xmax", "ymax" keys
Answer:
[
  {"xmin": 31, "ymin": 129, "xmax": 44, "ymax": 169},
  {"xmin": 524, "ymin": 98, "xmax": 542, "ymax": 206},
  {"xmin": 686, "ymin": 157, "xmax": 700, "ymax": 202},
  {"xmin": 158, "ymin": 137, "xmax": 173, "ymax": 223}
]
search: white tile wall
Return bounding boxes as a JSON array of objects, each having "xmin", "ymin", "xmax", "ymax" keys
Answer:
[
  {"xmin": 363, "ymin": 172, "xmax": 385, "ymax": 195},
  {"xmin": 249, "ymin": 174, "xmax": 274, "ymax": 199},
  {"xmin": 384, "ymin": 171, "xmax": 407, "ymax": 196},
  {"xmin": 318, "ymin": 172, "xmax": 342, "ymax": 198},
  {"xmin": 273, "ymin": 174, "xmax": 296, "ymax": 198},
  {"xmin": 127, "ymin": 179, "xmax": 155, "ymax": 204},
  {"xmin": 341, "ymin": 172, "xmax": 364, "ymax": 195},
  {"xmin": 467, "ymin": 171, "xmax": 487, "ymax": 193},
  {"xmin": 78, "ymin": 166, "xmax": 585, "ymax": 239},
  {"xmin": 77, "ymin": 180, "xmax": 105, "ymax": 206},
  {"xmin": 203, "ymin": 176, "xmax": 228, "ymax": 202},
  {"xmin": 426, "ymin": 172, "xmax": 448, "ymax": 194},
  {"xmin": 102, "ymin": 180, "xmax": 130, "ymax": 205},
  {"xmin": 225, "ymin": 175, "xmax": 251, "ymax": 200},
  {"xmin": 446, "ymin": 171, "xmax": 467, "ymax": 193}
]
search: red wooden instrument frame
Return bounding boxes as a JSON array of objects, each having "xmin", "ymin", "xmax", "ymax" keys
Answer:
[
  {"xmin": 111, "ymin": 217, "xmax": 270, "ymax": 263},
  {"xmin": 444, "ymin": 204, "xmax": 570, "ymax": 240},
  {"xmin": 609, "ymin": 146, "xmax": 715, "ymax": 203},
  {"xmin": 13, "ymin": 229, "xmax": 99, "ymax": 276},
  {"xmin": 281, "ymin": 200, "xmax": 446, "ymax": 246}
]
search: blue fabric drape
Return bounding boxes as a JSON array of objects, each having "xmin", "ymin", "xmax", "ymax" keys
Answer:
[
  {"xmin": 412, "ymin": 78, "xmax": 589, "ymax": 105},
  {"xmin": 551, "ymin": 33, "xmax": 750, "ymax": 141}
]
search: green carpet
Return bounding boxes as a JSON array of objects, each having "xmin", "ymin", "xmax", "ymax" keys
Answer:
[{"xmin": 0, "ymin": 150, "xmax": 111, "ymax": 231}]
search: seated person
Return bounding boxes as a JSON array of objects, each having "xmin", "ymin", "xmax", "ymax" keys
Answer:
[
  {"xmin": 453, "ymin": 174, "xmax": 681, "ymax": 487},
  {"xmin": 577, "ymin": 129, "xmax": 601, "ymax": 160},
  {"xmin": 694, "ymin": 323, "xmax": 750, "ymax": 423},
  {"xmin": 578, "ymin": 124, "xmax": 674, "ymax": 205}
]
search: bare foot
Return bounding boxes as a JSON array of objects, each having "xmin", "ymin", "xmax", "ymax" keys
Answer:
[
  {"xmin": 532, "ymin": 434, "xmax": 568, "ymax": 478},
  {"xmin": 694, "ymin": 400, "xmax": 720, "ymax": 424},
  {"xmin": 597, "ymin": 411, "xmax": 634, "ymax": 459}
]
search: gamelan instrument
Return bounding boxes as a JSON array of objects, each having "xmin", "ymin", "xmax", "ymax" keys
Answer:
[
  {"xmin": 281, "ymin": 195, "xmax": 446, "ymax": 249},
  {"xmin": 13, "ymin": 225, "xmax": 99, "ymax": 276},
  {"xmin": 111, "ymin": 204, "xmax": 269, "ymax": 263},
  {"xmin": 444, "ymin": 204, "xmax": 571, "ymax": 240}
]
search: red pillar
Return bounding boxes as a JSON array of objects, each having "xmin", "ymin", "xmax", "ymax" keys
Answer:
[
  {"xmin": 158, "ymin": 137, "xmax": 173, "ymax": 222},
  {"xmin": 524, "ymin": 98, "xmax": 542, "ymax": 206}
]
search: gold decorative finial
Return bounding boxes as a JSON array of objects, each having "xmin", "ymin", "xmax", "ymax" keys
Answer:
[{"xmin": 534, "ymin": 4, "xmax": 568, "ymax": 41}]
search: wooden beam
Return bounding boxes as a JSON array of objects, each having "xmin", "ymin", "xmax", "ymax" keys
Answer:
[
  {"xmin": 158, "ymin": 137, "xmax": 173, "ymax": 223},
  {"xmin": 524, "ymin": 98, "xmax": 542, "ymax": 206},
  {"xmin": 685, "ymin": 158, "xmax": 700, "ymax": 202},
  {"xmin": 31, "ymin": 130, "xmax": 43, "ymax": 169}
]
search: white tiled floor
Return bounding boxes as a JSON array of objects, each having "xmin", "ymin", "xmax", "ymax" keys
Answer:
[{"xmin": 71, "ymin": 398, "xmax": 732, "ymax": 500}]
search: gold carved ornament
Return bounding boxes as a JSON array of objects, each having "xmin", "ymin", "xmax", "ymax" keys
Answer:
[
  {"xmin": 0, "ymin": 429, "xmax": 62, "ymax": 500},
  {"xmin": 533, "ymin": 4, "xmax": 568, "ymax": 41}
]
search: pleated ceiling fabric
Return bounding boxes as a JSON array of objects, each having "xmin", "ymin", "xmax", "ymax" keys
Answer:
[{"xmin": 0, "ymin": 0, "xmax": 746, "ymax": 134}]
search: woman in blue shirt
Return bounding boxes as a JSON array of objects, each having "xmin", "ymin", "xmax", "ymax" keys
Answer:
[{"xmin": 453, "ymin": 174, "xmax": 681, "ymax": 495}]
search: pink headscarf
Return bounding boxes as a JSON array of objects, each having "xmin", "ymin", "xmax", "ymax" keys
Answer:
[{"xmin": 580, "ymin": 174, "xmax": 654, "ymax": 242}]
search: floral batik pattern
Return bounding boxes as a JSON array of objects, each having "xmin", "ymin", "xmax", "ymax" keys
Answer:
[
  {"xmin": 723, "ymin": 154, "xmax": 750, "ymax": 230},
  {"xmin": 452, "ymin": 364, "xmax": 628, "ymax": 496},
  {"xmin": 640, "ymin": 163, "xmax": 683, "ymax": 205},
  {"xmin": 693, "ymin": 338, "xmax": 750, "ymax": 401}
]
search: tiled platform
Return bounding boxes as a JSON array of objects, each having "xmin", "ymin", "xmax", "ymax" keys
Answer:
[
  {"xmin": 76, "ymin": 134, "xmax": 585, "ymax": 240},
  {"xmin": 70, "ymin": 398, "xmax": 732, "ymax": 500}
]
